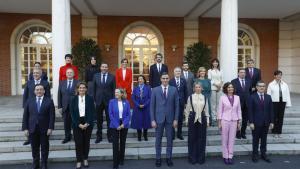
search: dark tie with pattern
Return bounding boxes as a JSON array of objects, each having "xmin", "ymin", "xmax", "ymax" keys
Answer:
[
  {"xmin": 37, "ymin": 97, "xmax": 41, "ymax": 113},
  {"xmin": 102, "ymin": 74, "xmax": 106, "ymax": 84},
  {"xmin": 241, "ymin": 79, "xmax": 245, "ymax": 90},
  {"xmin": 67, "ymin": 81, "xmax": 72, "ymax": 92},
  {"xmin": 163, "ymin": 87, "xmax": 167, "ymax": 99},
  {"xmin": 176, "ymin": 78, "xmax": 180, "ymax": 90}
]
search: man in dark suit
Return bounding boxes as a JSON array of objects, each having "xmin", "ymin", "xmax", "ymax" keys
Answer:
[
  {"xmin": 58, "ymin": 68, "xmax": 79, "ymax": 144},
  {"xmin": 246, "ymin": 59, "xmax": 261, "ymax": 93},
  {"xmin": 169, "ymin": 67, "xmax": 187, "ymax": 140},
  {"xmin": 181, "ymin": 61, "xmax": 194, "ymax": 97},
  {"xmin": 149, "ymin": 53, "xmax": 168, "ymax": 88},
  {"xmin": 28, "ymin": 62, "xmax": 48, "ymax": 81},
  {"xmin": 93, "ymin": 63, "xmax": 116, "ymax": 143},
  {"xmin": 231, "ymin": 68, "xmax": 251, "ymax": 139},
  {"xmin": 248, "ymin": 81, "xmax": 274, "ymax": 163},
  {"xmin": 22, "ymin": 84, "xmax": 55, "ymax": 169},
  {"xmin": 23, "ymin": 68, "xmax": 51, "ymax": 146},
  {"xmin": 150, "ymin": 72, "xmax": 179, "ymax": 167}
]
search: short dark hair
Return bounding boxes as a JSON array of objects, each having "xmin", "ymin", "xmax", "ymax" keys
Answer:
[
  {"xmin": 222, "ymin": 82, "xmax": 234, "ymax": 94},
  {"xmin": 65, "ymin": 54, "xmax": 73, "ymax": 59},
  {"xmin": 136, "ymin": 75, "xmax": 147, "ymax": 85},
  {"xmin": 121, "ymin": 58, "xmax": 128, "ymax": 63},
  {"xmin": 100, "ymin": 62, "xmax": 108, "ymax": 66},
  {"xmin": 210, "ymin": 58, "xmax": 220, "ymax": 69},
  {"xmin": 155, "ymin": 53, "xmax": 163, "ymax": 59},
  {"xmin": 34, "ymin": 62, "xmax": 41, "ymax": 66},
  {"xmin": 34, "ymin": 84, "xmax": 45, "ymax": 90},
  {"xmin": 256, "ymin": 80, "xmax": 265, "ymax": 86},
  {"xmin": 274, "ymin": 70, "xmax": 282, "ymax": 76},
  {"xmin": 247, "ymin": 59, "xmax": 254, "ymax": 64},
  {"xmin": 238, "ymin": 68, "xmax": 246, "ymax": 73},
  {"xmin": 160, "ymin": 72, "xmax": 169, "ymax": 78},
  {"xmin": 182, "ymin": 61, "xmax": 189, "ymax": 66},
  {"xmin": 90, "ymin": 56, "xmax": 96, "ymax": 60},
  {"xmin": 76, "ymin": 82, "xmax": 88, "ymax": 95}
]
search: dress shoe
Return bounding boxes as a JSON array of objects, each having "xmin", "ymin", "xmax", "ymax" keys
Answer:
[
  {"xmin": 108, "ymin": 137, "xmax": 113, "ymax": 143},
  {"xmin": 155, "ymin": 159, "xmax": 161, "ymax": 167},
  {"xmin": 95, "ymin": 137, "xmax": 102, "ymax": 144},
  {"xmin": 41, "ymin": 164, "xmax": 48, "ymax": 169},
  {"xmin": 166, "ymin": 158, "xmax": 173, "ymax": 167},
  {"xmin": 177, "ymin": 135, "xmax": 184, "ymax": 140},
  {"xmin": 119, "ymin": 161, "xmax": 124, "ymax": 166},
  {"xmin": 223, "ymin": 158, "xmax": 228, "ymax": 164},
  {"xmin": 261, "ymin": 155, "xmax": 271, "ymax": 163},
  {"xmin": 83, "ymin": 160, "xmax": 89, "ymax": 168},
  {"xmin": 228, "ymin": 158, "xmax": 234, "ymax": 164},
  {"xmin": 62, "ymin": 137, "xmax": 71, "ymax": 144},
  {"xmin": 113, "ymin": 166, "xmax": 118, "ymax": 169},
  {"xmin": 23, "ymin": 140, "xmax": 30, "ymax": 146},
  {"xmin": 241, "ymin": 135, "xmax": 247, "ymax": 139},
  {"xmin": 252, "ymin": 155, "xmax": 258, "ymax": 163}
]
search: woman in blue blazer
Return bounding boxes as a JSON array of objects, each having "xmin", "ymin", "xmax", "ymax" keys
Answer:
[
  {"xmin": 131, "ymin": 75, "xmax": 151, "ymax": 141},
  {"xmin": 70, "ymin": 82, "xmax": 95, "ymax": 169},
  {"xmin": 109, "ymin": 88, "xmax": 131, "ymax": 169}
]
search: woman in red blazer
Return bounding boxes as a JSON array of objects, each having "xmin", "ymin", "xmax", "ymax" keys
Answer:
[{"xmin": 115, "ymin": 58, "xmax": 132, "ymax": 105}]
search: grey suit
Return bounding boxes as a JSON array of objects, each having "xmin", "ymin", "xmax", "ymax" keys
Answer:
[
  {"xmin": 181, "ymin": 71, "xmax": 194, "ymax": 98},
  {"xmin": 150, "ymin": 85, "xmax": 179, "ymax": 159}
]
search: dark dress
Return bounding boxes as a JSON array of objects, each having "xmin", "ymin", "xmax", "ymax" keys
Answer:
[
  {"xmin": 131, "ymin": 84, "xmax": 151, "ymax": 129},
  {"xmin": 85, "ymin": 64, "xmax": 99, "ymax": 96}
]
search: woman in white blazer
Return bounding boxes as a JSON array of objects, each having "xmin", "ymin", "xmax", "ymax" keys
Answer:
[{"xmin": 267, "ymin": 70, "xmax": 291, "ymax": 138}]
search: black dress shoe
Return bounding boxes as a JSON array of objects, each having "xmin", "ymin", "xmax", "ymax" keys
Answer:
[
  {"xmin": 23, "ymin": 140, "xmax": 30, "ymax": 146},
  {"xmin": 62, "ymin": 138, "xmax": 71, "ymax": 144},
  {"xmin": 166, "ymin": 158, "xmax": 173, "ymax": 167},
  {"xmin": 177, "ymin": 135, "xmax": 184, "ymax": 140},
  {"xmin": 113, "ymin": 167, "xmax": 118, "ymax": 169},
  {"xmin": 241, "ymin": 135, "xmax": 247, "ymax": 139},
  {"xmin": 95, "ymin": 137, "xmax": 102, "ymax": 144},
  {"xmin": 261, "ymin": 155, "xmax": 271, "ymax": 163},
  {"xmin": 155, "ymin": 159, "xmax": 161, "ymax": 167},
  {"xmin": 252, "ymin": 155, "xmax": 259, "ymax": 163}
]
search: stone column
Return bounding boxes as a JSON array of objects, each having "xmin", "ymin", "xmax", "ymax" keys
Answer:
[
  {"xmin": 52, "ymin": 0, "xmax": 71, "ymax": 105},
  {"xmin": 220, "ymin": 0, "xmax": 238, "ymax": 83}
]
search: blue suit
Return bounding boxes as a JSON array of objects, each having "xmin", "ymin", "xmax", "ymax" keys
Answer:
[
  {"xmin": 231, "ymin": 78, "xmax": 251, "ymax": 137},
  {"xmin": 22, "ymin": 96, "xmax": 55, "ymax": 168},
  {"xmin": 149, "ymin": 64, "xmax": 168, "ymax": 88},
  {"xmin": 169, "ymin": 77, "xmax": 187, "ymax": 137},
  {"xmin": 150, "ymin": 85, "xmax": 179, "ymax": 159},
  {"xmin": 109, "ymin": 99, "xmax": 131, "ymax": 129},
  {"xmin": 23, "ymin": 80, "xmax": 50, "ymax": 107},
  {"xmin": 248, "ymin": 93, "xmax": 274, "ymax": 156}
]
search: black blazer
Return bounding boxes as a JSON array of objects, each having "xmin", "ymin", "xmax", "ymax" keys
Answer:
[
  {"xmin": 231, "ymin": 78, "xmax": 251, "ymax": 104},
  {"xmin": 245, "ymin": 67, "xmax": 261, "ymax": 89},
  {"xmin": 22, "ymin": 96, "xmax": 55, "ymax": 133},
  {"xmin": 93, "ymin": 72, "xmax": 116, "ymax": 105},
  {"xmin": 149, "ymin": 63, "xmax": 168, "ymax": 88},
  {"xmin": 58, "ymin": 79, "xmax": 79, "ymax": 112},
  {"xmin": 169, "ymin": 77, "xmax": 188, "ymax": 105},
  {"xmin": 70, "ymin": 95, "xmax": 95, "ymax": 129},
  {"xmin": 23, "ymin": 80, "xmax": 51, "ymax": 107},
  {"xmin": 248, "ymin": 93, "xmax": 274, "ymax": 126}
]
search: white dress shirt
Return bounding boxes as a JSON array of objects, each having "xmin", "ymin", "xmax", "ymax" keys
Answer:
[
  {"xmin": 122, "ymin": 69, "xmax": 126, "ymax": 81},
  {"xmin": 156, "ymin": 63, "xmax": 161, "ymax": 72},
  {"xmin": 183, "ymin": 71, "xmax": 189, "ymax": 79},
  {"xmin": 78, "ymin": 96, "xmax": 85, "ymax": 117},
  {"xmin": 101, "ymin": 72, "xmax": 108, "ymax": 83},
  {"xmin": 35, "ymin": 79, "xmax": 41, "ymax": 85},
  {"xmin": 161, "ymin": 85, "xmax": 169, "ymax": 97},
  {"xmin": 36, "ymin": 96, "xmax": 43, "ymax": 106},
  {"xmin": 185, "ymin": 93, "xmax": 209, "ymax": 123},
  {"xmin": 267, "ymin": 79, "xmax": 292, "ymax": 107},
  {"xmin": 175, "ymin": 77, "xmax": 180, "ymax": 87},
  {"xmin": 208, "ymin": 69, "xmax": 223, "ymax": 90},
  {"xmin": 118, "ymin": 100, "xmax": 123, "ymax": 118}
]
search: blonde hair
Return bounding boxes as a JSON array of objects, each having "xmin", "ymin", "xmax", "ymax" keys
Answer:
[{"xmin": 197, "ymin": 67, "xmax": 207, "ymax": 78}]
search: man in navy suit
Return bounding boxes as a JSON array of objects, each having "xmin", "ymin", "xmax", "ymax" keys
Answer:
[
  {"xmin": 231, "ymin": 68, "xmax": 251, "ymax": 139},
  {"xmin": 246, "ymin": 59, "xmax": 261, "ymax": 93},
  {"xmin": 28, "ymin": 62, "xmax": 48, "ymax": 81},
  {"xmin": 93, "ymin": 63, "xmax": 116, "ymax": 143},
  {"xmin": 58, "ymin": 68, "xmax": 79, "ymax": 144},
  {"xmin": 23, "ymin": 68, "xmax": 50, "ymax": 146},
  {"xmin": 169, "ymin": 67, "xmax": 187, "ymax": 140},
  {"xmin": 248, "ymin": 81, "xmax": 274, "ymax": 163},
  {"xmin": 149, "ymin": 53, "xmax": 168, "ymax": 88},
  {"xmin": 22, "ymin": 84, "xmax": 55, "ymax": 169},
  {"xmin": 150, "ymin": 72, "xmax": 179, "ymax": 167}
]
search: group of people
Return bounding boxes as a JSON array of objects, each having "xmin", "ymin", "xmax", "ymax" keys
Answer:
[{"xmin": 22, "ymin": 53, "xmax": 291, "ymax": 169}]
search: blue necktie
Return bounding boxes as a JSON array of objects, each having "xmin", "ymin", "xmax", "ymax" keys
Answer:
[
  {"xmin": 37, "ymin": 97, "xmax": 41, "ymax": 113},
  {"xmin": 67, "ymin": 81, "xmax": 72, "ymax": 92}
]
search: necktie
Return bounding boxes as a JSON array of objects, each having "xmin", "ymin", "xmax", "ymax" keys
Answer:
[
  {"xmin": 35, "ymin": 80, "xmax": 39, "ymax": 85},
  {"xmin": 163, "ymin": 87, "xmax": 167, "ymax": 99},
  {"xmin": 37, "ymin": 97, "xmax": 41, "ymax": 113},
  {"xmin": 185, "ymin": 72, "xmax": 188, "ymax": 79},
  {"xmin": 279, "ymin": 82, "xmax": 282, "ymax": 98},
  {"xmin": 176, "ymin": 79, "xmax": 180, "ymax": 89},
  {"xmin": 241, "ymin": 79, "xmax": 245, "ymax": 90},
  {"xmin": 102, "ymin": 74, "xmax": 106, "ymax": 84},
  {"xmin": 260, "ymin": 94, "xmax": 264, "ymax": 103},
  {"xmin": 158, "ymin": 64, "xmax": 161, "ymax": 73},
  {"xmin": 67, "ymin": 81, "xmax": 72, "ymax": 91}
]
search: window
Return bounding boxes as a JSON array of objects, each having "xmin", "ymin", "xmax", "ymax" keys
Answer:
[{"xmin": 238, "ymin": 29, "xmax": 254, "ymax": 69}]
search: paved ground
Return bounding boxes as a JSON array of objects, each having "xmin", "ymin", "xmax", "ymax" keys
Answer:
[{"xmin": 2, "ymin": 155, "xmax": 299, "ymax": 169}]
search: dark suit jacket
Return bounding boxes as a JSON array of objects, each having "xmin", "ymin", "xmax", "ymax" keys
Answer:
[
  {"xmin": 70, "ymin": 95, "xmax": 95, "ymax": 129},
  {"xmin": 246, "ymin": 67, "xmax": 261, "ymax": 89},
  {"xmin": 149, "ymin": 63, "xmax": 168, "ymax": 88},
  {"xmin": 57, "ymin": 79, "xmax": 79, "ymax": 112},
  {"xmin": 28, "ymin": 72, "xmax": 48, "ymax": 81},
  {"xmin": 22, "ymin": 96, "xmax": 55, "ymax": 133},
  {"xmin": 109, "ymin": 99, "xmax": 131, "ymax": 128},
  {"xmin": 169, "ymin": 77, "xmax": 188, "ymax": 106},
  {"xmin": 93, "ymin": 72, "xmax": 116, "ymax": 105},
  {"xmin": 248, "ymin": 93, "xmax": 274, "ymax": 126},
  {"xmin": 23, "ymin": 80, "xmax": 51, "ymax": 107},
  {"xmin": 181, "ymin": 71, "xmax": 194, "ymax": 97},
  {"xmin": 231, "ymin": 78, "xmax": 251, "ymax": 104}
]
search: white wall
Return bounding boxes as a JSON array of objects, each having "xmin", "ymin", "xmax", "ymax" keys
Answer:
[
  {"xmin": 184, "ymin": 19, "xmax": 199, "ymax": 55},
  {"xmin": 279, "ymin": 20, "xmax": 300, "ymax": 93}
]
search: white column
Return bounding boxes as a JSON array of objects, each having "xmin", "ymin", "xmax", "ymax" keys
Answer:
[
  {"xmin": 220, "ymin": 0, "xmax": 238, "ymax": 83},
  {"xmin": 52, "ymin": 0, "xmax": 71, "ymax": 105}
]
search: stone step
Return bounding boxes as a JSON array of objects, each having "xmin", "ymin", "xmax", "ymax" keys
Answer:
[
  {"xmin": 1, "ymin": 125, "xmax": 300, "ymax": 142},
  {"xmin": 0, "ymin": 143, "xmax": 300, "ymax": 165},
  {"xmin": 0, "ymin": 133, "xmax": 299, "ymax": 153}
]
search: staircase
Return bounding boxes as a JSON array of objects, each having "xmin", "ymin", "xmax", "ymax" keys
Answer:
[{"xmin": 0, "ymin": 95, "xmax": 300, "ymax": 165}]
